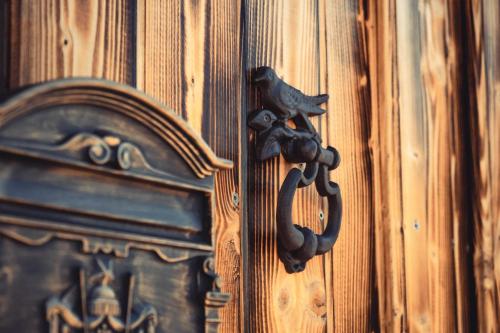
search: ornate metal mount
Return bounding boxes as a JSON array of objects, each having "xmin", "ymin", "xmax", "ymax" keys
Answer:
[{"xmin": 249, "ymin": 66, "xmax": 342, "ymax": 273}]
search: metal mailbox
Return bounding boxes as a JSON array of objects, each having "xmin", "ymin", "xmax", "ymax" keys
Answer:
[{"xmin": 0, "ymin": 79, "xmax": 232, "ymax": 333}]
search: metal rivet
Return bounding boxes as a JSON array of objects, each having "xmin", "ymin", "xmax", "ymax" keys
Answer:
[
  {"xmin": 232, "ymin": 192, "xmax": 239, "ymax": 206},
  {"xmin": 319, "ymin": 210, "xmax": 324, "ymax": 221}
]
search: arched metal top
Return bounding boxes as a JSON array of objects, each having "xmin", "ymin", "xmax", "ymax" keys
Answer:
[{"xmin": 0, "ymin": 79, "xmax": 233, "ymax": 178}]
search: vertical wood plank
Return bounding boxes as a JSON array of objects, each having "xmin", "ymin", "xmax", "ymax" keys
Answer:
[
  {"xmin": 136, "ymin": 0, "xmax": 186, "ymax": 118},
  {"xmin": 9, "ymin": 0, "xmax": 133, "ymax": 88},
  {"xmin": 204, "ymin": 2, "xmax": 244, "ymax": 332},
  {"xmin": 395, "ymin": 0, "xmax": 474, "ymax": 331},
  {"xmin": 367, "ymin": 0, "xmax": 477, "ymax": 331},
  {"xmin": 395, "ymin": 3, "xmax": 435, "ymax": 327},
  {"xmin": 465, "ymin": 0, "xmax": 500, "ymax": 331},
  {"xmin": 136, "ymin": 1, "xmax": 244, "ymax": 332},
  {"xmin": 319, "ymin": 0, "xmax": 375, "ymax": 331},
  {"xmin": 246, "ymin": 1, "xmax": 329, "ymax": 332},
  {"xmin": 447, "ymin": 3, "xmax": 477, "ymax": 331},
  {"xmin": 365, "ymin": 0, "xmax": 407, "ymax": 331}
]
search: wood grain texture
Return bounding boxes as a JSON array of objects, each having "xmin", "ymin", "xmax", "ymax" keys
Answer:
[
  {"xmin": 318, "ymin": 0, "xmax": 375, "ymax": 331},
  {"xmin": 366, "ymin": 0, "xmax": 478, "ymax": 331},
  {"xmin": 394, "ymin": 1, "xmax": 475, "ymax": 331},
  {"xmin": 9, "ymin": 0, "xmax": 133, "ymax": 88},
  {"xmin": 365, "ymin": 0, "xmax": 406, "ymax": 331},
  {"xmin": 5, "ymin": 0, "xmax": 498, "ymax": 332},
  {"xmin": 136, "ymin": 1, "xmax": 244, "ymax": 332},
  {"xmin": 465, "ymin": 0, "xmax": 500, "ymax": 331},
  {"xmin": 246, "ymin": 1, "xmax": 329, "ymax": 332}
]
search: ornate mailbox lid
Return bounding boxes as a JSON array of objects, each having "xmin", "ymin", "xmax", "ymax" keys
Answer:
[{"xmin": 0, "ymin": 79, "xmax": 232, "ymax": 333}]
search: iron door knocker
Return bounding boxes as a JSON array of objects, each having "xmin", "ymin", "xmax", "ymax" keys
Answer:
[{"xmin": 249, "ymin": 66, "xmax": 342, "ymax": 273}]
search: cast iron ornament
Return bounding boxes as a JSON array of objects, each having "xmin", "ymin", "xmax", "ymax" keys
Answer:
[{"xmin": 249, "ymin": 66, "xmax": 342, "ymax": 273}]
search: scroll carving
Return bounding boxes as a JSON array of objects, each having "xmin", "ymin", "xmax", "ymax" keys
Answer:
[
  {"xmin": 0, "ymin": 132, "xmax": 184, "ymax": 179},
  {"xmin": 0, "ymin": 79, "xmax": 233, "ymax": 178}
]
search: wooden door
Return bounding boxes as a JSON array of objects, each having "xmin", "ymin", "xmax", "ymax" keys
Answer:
[{"xmin": 0, "ymin": 1, "xmax": 498, "ymax": 332}]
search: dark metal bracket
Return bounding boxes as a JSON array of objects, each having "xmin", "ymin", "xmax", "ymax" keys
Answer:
[{"xmin": 249, "ymin": 66, "xmax": 342, "ymax": 273}]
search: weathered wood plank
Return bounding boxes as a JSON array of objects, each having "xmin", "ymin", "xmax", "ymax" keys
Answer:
[
  {"xmin": 447, "ymin": 3, "xmax": 477, "ymax": 331},
  {"xmin": 365, "ymin": 0, "xmax": 407, "ymax": 331},
  {"xmin": 367, "ymin": 0, "xmax": 478, "ymax": 331},
  {"xmin": 136, "ymin": 0, "xmax": 186, "ymax": 118},
  {"xmin": 204, "ymin": 2, "xmax": 244, "ymax": 332},
  {"xmin": 394, "ymin": 1, "xmax": 476, "ymax": 331},
  {"xmin": 465, "ymin": 0, "xmax": 500, "ymax": 331},
  {"xmin": 246, "ymin": 1, "xmax": 329, "ymax": 332},
  {"xmin": 136, "ymin": 1, "xmax": 244, "ymax": 332},
  {"xmin": 319, "ymin": 0, "xmax": 375, "ymax": 331},
  {"xmin": 9, "ymin": 0, "xmax": 133, "ymax": 88}
]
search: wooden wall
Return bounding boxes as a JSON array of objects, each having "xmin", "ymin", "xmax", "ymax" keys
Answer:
[
  {"xmin": 367, "ymin": 0, "xmax": 499, "ymax": 331},
  {"xmin": 2, "ymin": 0, "xmax": 498, "ymax": 332}
]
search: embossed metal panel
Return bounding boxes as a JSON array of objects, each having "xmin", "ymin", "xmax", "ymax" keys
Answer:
[{"xmin": 0, "ymin": 80, "xmax": 232, "ymax": 333}]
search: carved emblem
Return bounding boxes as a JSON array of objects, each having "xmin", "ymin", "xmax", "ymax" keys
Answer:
[{"xmin": 46, "ymin": 259, "xmax": 157, "ymax": 333}]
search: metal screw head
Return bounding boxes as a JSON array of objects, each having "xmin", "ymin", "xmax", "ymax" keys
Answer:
[
  {"xmin": 413, "ymin": 220, "xmax": 420, "ymax": 230},
  {"xmin": 232, "ymin": 192, "xmax": 239, "ymax": 207},
  {"xmin": 319, "ymin": 210, "xmax": 324, "ymax": 221}
]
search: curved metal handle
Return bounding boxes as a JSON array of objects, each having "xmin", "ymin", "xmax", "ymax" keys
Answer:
[
  {"xmin": 249, "ymin": 66, "xmax": 343, "ymax": 273},
  {"xmin": 277, "ymin": 167, "xmax": 342, "ymax": 272}
]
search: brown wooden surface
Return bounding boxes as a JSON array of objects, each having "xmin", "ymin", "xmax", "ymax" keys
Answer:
[
  {"xmin": 9, "ymin": 0, "xmax": 133, "ymax": 87},
  {"xmin": 319, "ymin": 0, "xmax": 376, "ymax": 331},
  {"xmin": 465, "ymin": 0, "xmax": 500, "ymax": 331},
  {"xmin": 3, "ymin": 0, "xmax": 499, "ymax": 332},
  {"xmin": 366, "ymin": 0, "xmax": 484, "ymax": 331},
  {"xmin": 366, "ymin": 0, "xmax": 407, "ymax": 331},
  {"xmin": 367, "ymin": 0, "xmax": 496, "ymax": 331},
  {"xmin": 396, "ymin": 1, "xmax": 464, "ymax": 331},
  {"xmin": 135, "ymin": 2, "xmax": 244, "ymax": 333}
]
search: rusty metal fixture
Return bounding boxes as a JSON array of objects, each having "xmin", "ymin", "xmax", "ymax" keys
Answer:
[{"xmin": 249, "ymin": 66, "xmax": 342, "ymax": 273}]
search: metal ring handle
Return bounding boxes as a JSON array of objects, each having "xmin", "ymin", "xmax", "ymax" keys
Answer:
[{"xmin": 277, "ymin": 167, "xmax": 342, "ymax": 273}]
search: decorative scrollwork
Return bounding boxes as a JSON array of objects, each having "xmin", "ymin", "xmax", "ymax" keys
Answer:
[
  {"xmin": 250, "ymin": 66, "xmax": 342, "ymax": 273},
  {"xmin": 85, "ymin": 134, "xmax": 140, "ymax": 170},
  {"xmin": 88, "ymin": 141, "xmax": 112, "ymax": 165}
]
